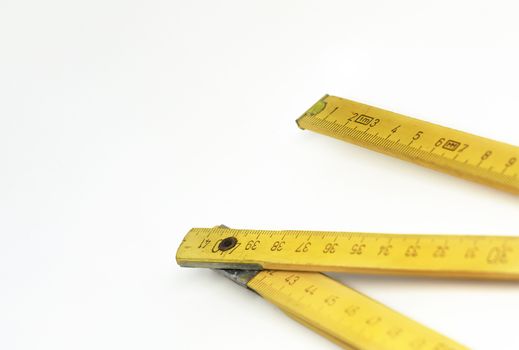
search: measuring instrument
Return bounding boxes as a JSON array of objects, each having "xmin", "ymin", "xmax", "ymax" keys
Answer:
[
  {"xmin": 177, "ymin": 96, "xmax": 519, "ymax": 349},
  {"xmin": 177, "ymin": 226, "xmax": 480, "ymax": 350},
  {"xmin": 297, "ymin": 95, "xmax": 519, "ymax": 194}
]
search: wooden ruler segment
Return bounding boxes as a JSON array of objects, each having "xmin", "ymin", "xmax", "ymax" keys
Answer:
[{"xmin": 296, "ymin": 95, "xmax": 519, "ymax": 194}]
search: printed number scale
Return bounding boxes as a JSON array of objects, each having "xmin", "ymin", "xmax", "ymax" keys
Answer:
[
  {"xmin": 297, "ymin": 95, "xmax": 519, "ymax": 194},
  {"xmin": 177, "ymin": 227, "xmax": 519, "ymax": 280}
]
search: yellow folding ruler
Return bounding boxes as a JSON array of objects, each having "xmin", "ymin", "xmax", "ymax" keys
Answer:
[{"xmin": 177, "ymin": 96, "xmax": 519, "ymax": 350}]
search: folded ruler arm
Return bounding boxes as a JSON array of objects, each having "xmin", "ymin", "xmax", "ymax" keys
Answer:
[
  {"xmin": 297, "ymin": 95, "xmax": 519, "ymax": 194},
  {"xmin": 177, "ymin": 227, "xmax": 519, "ymax": 280}
]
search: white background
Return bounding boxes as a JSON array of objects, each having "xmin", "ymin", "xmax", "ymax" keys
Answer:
[{"xmin": 1, "ymin": 1, "xmax": 519, "ymax": 349}]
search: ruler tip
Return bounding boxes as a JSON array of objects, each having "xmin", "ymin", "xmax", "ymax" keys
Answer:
[{"xmin": 295, "ymin": 94, "xmax": 330, "ymax": 130}]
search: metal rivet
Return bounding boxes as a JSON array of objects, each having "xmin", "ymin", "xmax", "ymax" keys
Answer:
[{"xmin": 218, "ymin": 236, "xmax": 238, "ymax": 251}]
